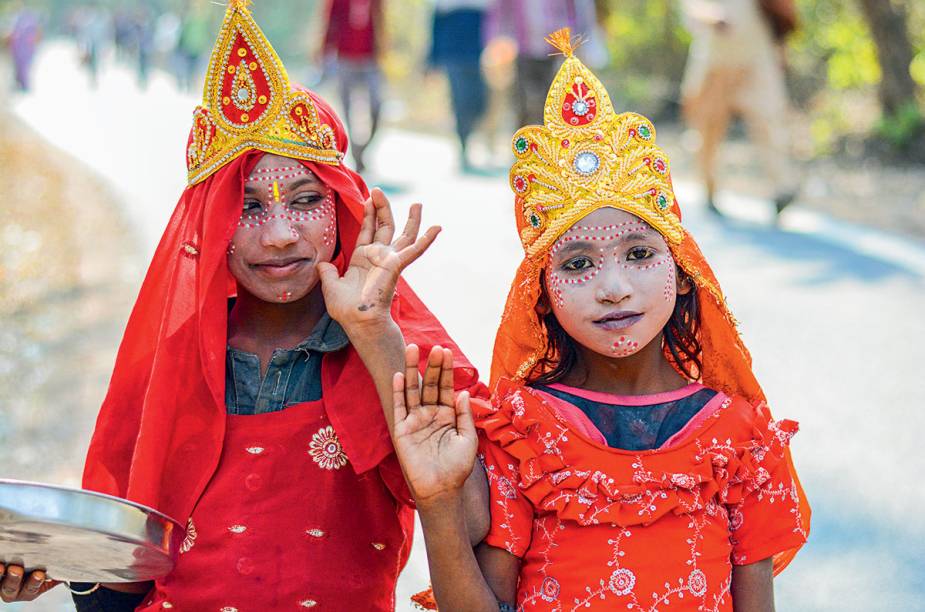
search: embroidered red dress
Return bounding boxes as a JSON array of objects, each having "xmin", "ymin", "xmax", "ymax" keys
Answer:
[
  {"xmin": 475, "ymin": 379, "xmax": 808, "ymax": 611},
  {"xmin": 136, "ymin": 353, "xmax": 415, "ymax": 611}
]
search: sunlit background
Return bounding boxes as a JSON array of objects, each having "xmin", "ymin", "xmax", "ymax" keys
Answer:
[{"xmin": 1, "ymin": 0, "xmax": 924, "ymax": 609}]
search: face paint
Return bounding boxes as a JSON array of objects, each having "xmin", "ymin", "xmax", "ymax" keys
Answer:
[
  {"xmin": 611, "ymin": 335, "xmax": 639, "ymax": 356},
  {"xmin": 227, "ymin": 153, "xmax": 338, "ymax": 304},
  {"xmin": 545, "ymin": 207, "xmax": 679, "ymax": 360}
]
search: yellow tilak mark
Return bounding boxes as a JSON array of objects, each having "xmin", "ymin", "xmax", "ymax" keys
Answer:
[{"xmin": 272, "ymin": 180, "xmax": 280, "ymax": 202}]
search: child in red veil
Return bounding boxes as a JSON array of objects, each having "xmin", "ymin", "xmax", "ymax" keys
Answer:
[
  {"xmin": 394, "ymin": 30, "xmax": 810, "ymax": 611},
  {"xmin": 0, "ymin": 2, "xmax": 490, "ymax": 609}
]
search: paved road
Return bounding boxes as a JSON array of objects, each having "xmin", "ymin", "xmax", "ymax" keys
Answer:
[{"xmin": 7, "ymin": 41, "xmax": 925, "ymax": 611}]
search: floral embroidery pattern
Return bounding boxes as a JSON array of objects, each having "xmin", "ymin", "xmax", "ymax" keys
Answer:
[
  {"xmin": 180, "ymin": 518, "xmax": 197, "ymax": 554},
  {"xmin": 308, "ymin": 425, "xmax": 348, "ymax": 470},
  {"xmin": 476, "ymin": 382, "xmax": 807, "ymax": 611}
]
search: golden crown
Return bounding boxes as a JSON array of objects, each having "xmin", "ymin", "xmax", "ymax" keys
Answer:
[
  {"xmin": 185, "ymin": 0, "xmax": 342, "ymax": 185},
  {"xmin": 510, "ymin": 29, "xmax": 684, "ymax": 258}
]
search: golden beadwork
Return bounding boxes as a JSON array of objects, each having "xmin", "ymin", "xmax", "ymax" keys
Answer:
[
  {"xmin": 186, "ymin": 1, "xmax": 341, "ymax": 185},
  {"xmin": 510, "ymin": 28, "xmax": 684, "ymax": 258}
]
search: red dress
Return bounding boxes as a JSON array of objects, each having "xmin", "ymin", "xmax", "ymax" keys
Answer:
[
  {"xmin": 474, "ymin": 379, "xmax": 808, "ymax": 611},
  {"xmin": 137, "ymin": 394, "xmax": 413, "ymax": 612}
]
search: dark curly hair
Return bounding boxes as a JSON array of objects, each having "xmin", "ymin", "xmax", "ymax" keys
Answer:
[{"xmin": 531, "ymin": 268, "xmax": 702, "ymax": 385}]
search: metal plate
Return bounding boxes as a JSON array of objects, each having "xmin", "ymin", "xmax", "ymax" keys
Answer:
[{"xmin": 0, "ymin": 479, "xmax": 183, "ymax": 582}]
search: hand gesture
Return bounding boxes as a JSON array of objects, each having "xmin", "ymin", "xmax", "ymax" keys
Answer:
[
  {"xmin": 318, "ymin": 188, "xmax": 439, "ymax": 331},
  {"xmin": 392, "ymin": 345, "xmax": 478, "ymax": 506},
  {"xmin": 0, "ymin": 564, "xmax": 58, "ymax": 602}
]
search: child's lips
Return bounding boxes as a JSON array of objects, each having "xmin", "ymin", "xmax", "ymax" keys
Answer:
[{"xmin": 593, "ymin": 312, "xmax": 643, "ymax": 331}]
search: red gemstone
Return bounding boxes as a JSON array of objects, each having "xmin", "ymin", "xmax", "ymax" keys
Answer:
[
  {"xmin": 594, "ymin": 133, "xmax": 603, "ymax": 141},
  {"xmin": 561, "ymin": 139, "xmax": 570, "ymax": 148},
  {"xmin": 528, "ymin": 173, "xmax": 536, "ymax": 182}
]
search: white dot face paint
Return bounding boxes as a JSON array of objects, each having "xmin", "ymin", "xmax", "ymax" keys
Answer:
[
  {"xmin": 545, "ymin": 207, "xmax": 678, "ymax": 360},
  {"xmin": 227, "ymin": 153, "xmax": 337, "ymax": 304}
]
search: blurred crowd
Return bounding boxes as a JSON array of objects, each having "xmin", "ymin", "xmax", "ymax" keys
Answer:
[{"xmin": 4, "ymin": 0, "xmax": 909, "ymax": 218}]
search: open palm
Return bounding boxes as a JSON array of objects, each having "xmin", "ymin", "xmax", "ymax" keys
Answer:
[
  {"xmin": 392, "ymin": 345, "xmax": 478, "ymax": 503},
  {"xmin": 319, "ymin": 188, "xmax": 439, "ymax": 328}
]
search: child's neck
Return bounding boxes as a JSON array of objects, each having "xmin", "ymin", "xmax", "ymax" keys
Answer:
[
  {"xmin": 563, "ymin": 334, "xmax": 689, "ymax": 397},
  {"xmin": 228, "ymin": 285, "xmax": 326, "ymax": 354}
]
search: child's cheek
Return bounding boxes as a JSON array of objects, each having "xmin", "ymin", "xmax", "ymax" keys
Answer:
[
  {"xmin": 289, "ymin": 192, "xmax": 337, "ymax": 248},
  {"xmin": 663, "ymin": 261, "xmax": 675, "ymax": 302}
]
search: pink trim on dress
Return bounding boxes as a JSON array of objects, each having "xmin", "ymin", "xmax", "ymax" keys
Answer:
[
  {"xmin": 546, "ymin": 382, "xmax": 705, "ymax": 406},
  {"xmin": 659, "ymin": 391, "xmax": 728, "ymax": 449},
  {"xmin": 533, "ymin": 384, "xmax": 727, "ymax": 451},
  {"xmin": 531, "ymin": 389, "xmax": 607, "ymax": 446}
]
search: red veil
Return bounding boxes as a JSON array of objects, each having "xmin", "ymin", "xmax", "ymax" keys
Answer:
[{"xmin": 82, "ymin": 89, "xmax": 481, "ymax": 524}]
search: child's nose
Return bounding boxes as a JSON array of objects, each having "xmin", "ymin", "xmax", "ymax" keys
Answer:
[
  {"xmin": 259, "ymin": 207, "xmax": 298, "ymax": 248},
  {"xmin": 594, "ymin": 260, "xmax": 632, "ymax": 304}
]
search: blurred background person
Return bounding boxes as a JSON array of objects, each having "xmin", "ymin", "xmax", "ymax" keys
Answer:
[
  {"xmin": 680, "ymin": 0, "xmax": 799, "ymax": 218},
  {"xmin": 428, "ymin": 0, "xmax": 489, "ymax": 172},
  {"xmin": 485, "ymin": 0, "xmax": 599, "ymax": 126},
  {"xmin": 321, "ymin": 0, "xmax": 384, "ymax": 173},
  {"xmin": 73, "ymin": 3, "xmax": 109, "ymax": 89},
  {"xmin": 4, "ymin": 2, "xmax": 42, "ymax": 92}
]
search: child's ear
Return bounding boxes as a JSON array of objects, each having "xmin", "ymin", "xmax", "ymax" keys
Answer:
[
  {"xmin": 676, "ymin": 268, "xmax": 694, "ymax": 296},
  {"xmin": 535, "ymin": 295, "xmax": 551, "ymax": 317}
]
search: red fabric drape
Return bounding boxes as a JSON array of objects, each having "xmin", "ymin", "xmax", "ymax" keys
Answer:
[{"xmin": 82, "ymin": 88, "xmax": 481, "ymax": 524}]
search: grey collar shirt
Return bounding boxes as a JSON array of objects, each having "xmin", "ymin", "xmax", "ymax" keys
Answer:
[{"xmin": 225, "ymin": 313, "xmax": 350, "ymax": 415}]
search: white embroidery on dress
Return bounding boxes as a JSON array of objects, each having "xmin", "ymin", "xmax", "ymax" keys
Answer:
[
  {"xmin": 180, "ymin": 518, "xmax": 197, "ymax": 554},
  {"xmin": 228, "ymin": 524, "xmax": 247, "ymax": 534},
  {"xmin": 299, "ymin": 599, "xmax": 318, "ymax": 607},
  {"xmin": 308, "ymin": 425, "xmax": 348, "ymax": 470},
  {"xmin": 246, "ymin": 446, "xmax": 265, "ymax": 454}
]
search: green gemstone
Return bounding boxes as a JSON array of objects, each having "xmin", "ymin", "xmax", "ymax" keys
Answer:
[
  {"xmin": 515, "ymin": 136, "xmax": 529, "ymax": 154},
  {"xmin": 530, "ymin": 213, "xmax": 542, "ymax": 227},
  {"xmin": 657, "ymin": 194, "xmax": 669, "ymax": 209},
  {"xmin": 638, "ymin": 125, "xmax": 652, "ymax": 140}
]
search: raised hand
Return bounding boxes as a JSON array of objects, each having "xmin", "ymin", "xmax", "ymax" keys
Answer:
[
  {"xmin": 392, "ymin": 345, "xmax": 478, "ymax": 505},
  {"xmin": 318, "ymin": 188, "xmax": 440, "ymax": 330}
]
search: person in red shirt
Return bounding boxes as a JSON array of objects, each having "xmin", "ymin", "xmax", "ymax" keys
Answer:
[
  {"xmin": 321, "ymin": 0, "xmax": 384, "ymax": 173},
  {"xmin": 391, "ymin": 29, "xmax": 810, "ymax": 611}
]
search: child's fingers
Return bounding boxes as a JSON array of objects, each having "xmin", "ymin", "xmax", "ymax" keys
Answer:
[
  {"xmin": 392, "ymin": 372, "xmax": 408, "ymax": 423},
  {"xmin": 421, "ymin": 345, "xmax": 444, "ymax": 406},
  {"xmin": 397, "ymin": 225, "xmax": 441, "ymax": 270},
  {"xmin": 371, "ymin": 188, "xmax": 396, "ymax": 245},
  {"xmin": 454, "ymin": 391, "xmax": 476, "ymax": 439},
  {"xmin": 356, "ymin": 197, "xmax": 376, "ymax": 246},
  {"xmin": 438, "ymin": 347, "xmax": 455, "ymax": 409},
  {"xmin": 404, "ymin": 344, "xmax": 421, "ymax": 410},
  {"xmin": 392, "ymin": 203, "xmax": 422, "ymax": 251}
]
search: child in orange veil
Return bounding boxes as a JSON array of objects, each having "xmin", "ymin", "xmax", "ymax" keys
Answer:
[{"xmin": 396, "ymin": 29, "xmax": 810, "ymax": 611}]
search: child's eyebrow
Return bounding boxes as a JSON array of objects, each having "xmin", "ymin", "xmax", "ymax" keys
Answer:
[{"xmin": 554, "ymin": 229, "xmax": 657, "ymax": 256}]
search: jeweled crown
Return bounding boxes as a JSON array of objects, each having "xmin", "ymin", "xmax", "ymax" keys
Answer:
[
  {"xmin": 510, "ymin": 29, "xmax": 684, "ymax": 258},
  {"xmin": 185, "ymin": 0, "xmax": 342, "ymax": 185}
]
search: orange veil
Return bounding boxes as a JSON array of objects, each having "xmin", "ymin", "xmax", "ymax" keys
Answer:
[{"xmin": 489, "ymin": 30, "xmax": 809, "ymax": 573}]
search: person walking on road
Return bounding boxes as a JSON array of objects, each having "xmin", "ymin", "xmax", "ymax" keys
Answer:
[
  {"xmin": 321, "ymin": 0, "xmax": 385, "ymax": 174},
  {"xmin": 429, "ymin": 0, "xmax": 489, "ymax": 172},
  {"xmin": 680, "ymin": 0, "xmax": 800, "ymax": 218}
]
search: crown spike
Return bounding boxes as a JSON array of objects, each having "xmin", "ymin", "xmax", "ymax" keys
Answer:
[{"xmin": 229, "ymin": 0, "xmax": 251, "ymax": 11}]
